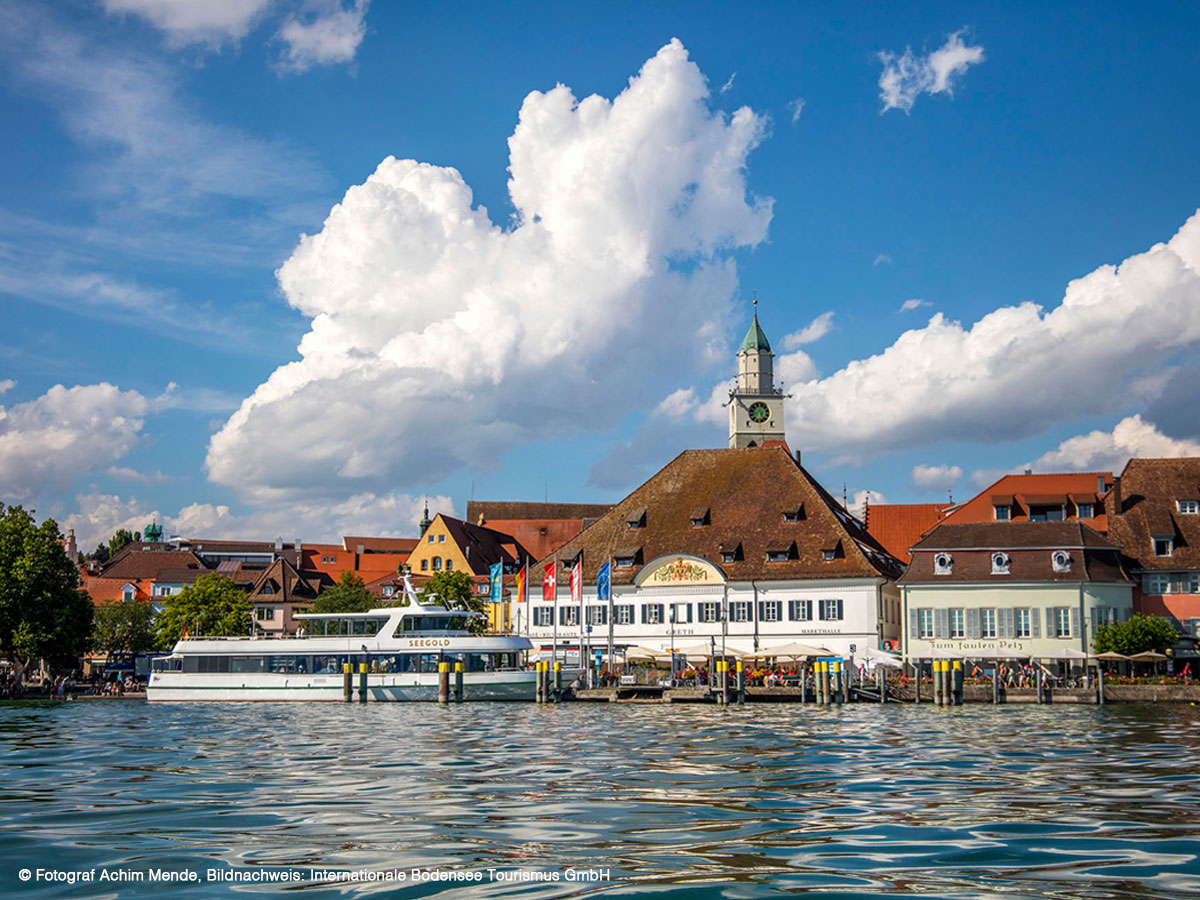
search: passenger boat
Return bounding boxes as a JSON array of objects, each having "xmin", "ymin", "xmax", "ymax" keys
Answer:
[{"xmin": 147, "ymin": 577, "xmax": 535, "ymax": 701}]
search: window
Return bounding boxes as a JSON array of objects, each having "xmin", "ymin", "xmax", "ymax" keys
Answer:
[
  {"xmin": 533, "ymin": 608, "xmax": 553, "ymax": 627},
  {"xmin": 445, "ymin": 559, "xmax": 454, "ymax": 571},
  {"xmin": 690, "ymin": 508, "xmax": 710, "ymax": 527},
  {"xmin": 788, "ymin": 599, "xmax": 812, "ymax": 621},
  {"xmin": 994, "ymin": 505, "xmax": 1011, "ymax": 521},
  {"xmin": 1144, "ymin": 572, "xmax": 1171, "ymax": 594},
  {"xmin": 1154, "ymin": 537, "xmax": 1174, "ymax": 557},
  {"xmin": 560, "ymin": 607, "xmax": 579, "ymax": 627},
  {"xmin": 477, "ymin": 583, "xmax": 489, "ymax": 595},
  {"xmin": 721, "ymin": 552, "xmax": 737, "ymax": 564},
  {"xmin": 782, "ymin": 506, "xmax": 805, "ymax": 523},
  {"xmin": 432, "ymin": 556, "xmax": 443, "ymax": 571},
  {"xmin": 949, "ymin": 608, "xmax": 964, "ymax": 638},
  {"xmin": 822, "ymin": 549, "xmax": 836, "ymax": 561},
  {"xmin": 1030, "ymin": 504, "xmax": 1065, "ymax": 522},
  {"xmin": 818, "ymin": 599, "xmax": 843, "ymax": 621},
  {"xmin": 615, "ymin": 605, "xmax": 633, "ymax": 625},
  {"xmin": 1178, "ymin": 500, "xmax": 1199, "ymax": 515},
  {"xmin": 729, "ymin": 601, "xmax": 750, "ymax": 622},
  {"xmin": 759, "ymin": 600, "xmax": 782, "ymax": 622},
  {"xmin": 255, "ymin": 607, "xmax": 275, "ymax": 621},
  {"xmin": 420, "ymin": 559, "xmax": 429, "ymax": 571},
  {"xmin": 1015, "ymin": 608, "xmax": 1031, "ymax": 638},
  {"xmin": 428, "ymin": 535, "xmax": 434, "ymax": 543},
  {"xmin": 768, "ymin": 550, "xmax": 789, "ymax": 563},
  {"xmin": 699, "ymin": 602, "xmax": 721, "ymax": 623},
  {"xmin": 1077, "ymin": 502, "xmax": 1094, "ymax": 519},
  {"xmin": 382, "ymin": 586, "xmax": 395, "ymax": 597},
  {"xmin": 671, "ymin": 603, "xmax": 692, "ymax": 624},
  {"xmin": 1054, "ymin": 607, "xmax": 1071, "ymax": 638},
  {"xmin": 438, "ymin": 534, "xmax": 445, "ymax": 543},
  {"xmin": 991, "ymin": 552, "xmax": 1010, "ymax": 575},
  {"xmin": 122, "ymin": 586, "xmax": 135, "ymax": 601},
  {"xmin": 981, "ymin": 608, "xmax": 996, "ymax": 639},
  {"xmin": 1094, "ymin": 607, "xmax": 1115, "ymax": 627},
  {"xmin": 917, "ymin": 609, "xmax": 934, "ymax": 638},
  {"xmin": 934, "ymin": 553, "xmax": 953, "ymax": 575},
  {"xmin": 615, "ymin": 556, "xmax": 637, "ymax": 569},
  {"xmin": 642, "ymin": 604, "xmax": 664, "ymax": 625}
]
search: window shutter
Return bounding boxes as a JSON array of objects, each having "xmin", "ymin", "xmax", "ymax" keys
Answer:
[
  {"xmin": 1003, "ymin": 608, "xmax": 1015, "ymax": 639},
  {"xmin": 966, "ymin": 607, "xmax": 981, "ymax": 638},
  {"xmin": 1121, "ymin": 606, "xmax": 1132, "ymax": 622},
  {"xmin": 1045, "ymin": 608, "xmax": 1056, "ymax": 637},
  {"xmin": 1089, "ymin": 608, "xmax": 1098, "ymax": 634},
  {"xmin": 818, "ymin": 601, "xmax": 826, "ymax": 621},
  {"xmin": 1070, "ymin": 607, "xmax": 1080, "ymax": 638},
  {"xmin": 1030, "ymin": 608, "xmax": 1041, "ymax": 638},
  {"xmin": 909, "ymin": 608, "xmax": 919, "ymax": 640},
  {"xmin": 836, "ymin": 599, "xmax": 844, "ymax": 620},
  {"xmin": 934, "ymin": 607, "xmax": 949, "ymax": 638}
]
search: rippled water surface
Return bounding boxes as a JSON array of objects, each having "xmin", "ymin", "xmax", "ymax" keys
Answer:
[{"xmin": 2, "ymin": 701, "xmax": 1199, "ymax": 899}]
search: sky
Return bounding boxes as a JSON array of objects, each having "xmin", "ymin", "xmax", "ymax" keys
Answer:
[{"xmin": 2, "ymin": 0, "xmax": 1199, "ymax": 552}]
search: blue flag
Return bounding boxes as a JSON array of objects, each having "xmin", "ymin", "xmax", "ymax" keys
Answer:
[
  {"xmin": 489, "ymin": 561, "xmax": 504, "ymax": 603},
  {"xmin": 596, "ymin": 561, "xmax": 611, "ymax": 605}
]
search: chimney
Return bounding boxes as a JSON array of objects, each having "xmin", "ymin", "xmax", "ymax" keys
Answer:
[
  {"xmin": 795, "ymin": 449, "xmax": 802, "ymax": 466},
  {"xmin": 1097, "ymin": 475, "xmax": 1106, "ymax": 494},
  {"xmin": 356, "ymin": 543, "xmax": 365, "ymax": 556},
  {"xmin": 1024, "ymin": 467, "xmax": 1032, "ymax": 475},
  {"xmin": 274, "ymin": 536, "xmax": 283, "ymax": 553},
  {"xmin": 295, "ymin": 538, "xmax": 302, "ymax": 554},
  {"xmin": 1110, "ymin": 477, "xmax": 1122, "ymax": 516}
]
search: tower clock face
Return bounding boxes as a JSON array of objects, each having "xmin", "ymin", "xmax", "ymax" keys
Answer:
[{"xmin": 748, "ymin": 401, "xmax": 771, "ymax": 423}]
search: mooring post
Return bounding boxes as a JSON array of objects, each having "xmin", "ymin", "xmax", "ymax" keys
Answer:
[
  {"xmin": 553, "ymin": 661, "xmax": 562, "ymax": 702},
  {"xmin": 343, "ymin": 663, "xmax": 352, "ymax": 702},
  {"xmin": 454, "ymin": 661, "xmax": 464, "ymax": 703},
  {"xmin": 952, "ymin": 660, "xmax": 963, "ymax": 706},
  {"xmin": 877, "ymin": 666, "xmax": 885, "ymax": 703},
  {"xmin": 833, "ymin": 659, "xmax": 843, "ymax": 706},
  {"xmin": 438, "ymin": 661, "xmax": 450, "ymax": 705},
  {"xmin": 358, "ymin": 662, "xmax": 368, "ymax": 703},
  {"xmin": 536, "ymin": 661, "xmax": 545, "ymax": 704},
  {"xmin": 1037, "ymin": 670, "xmax": 1045, "ymax": 704},
  {"xmin": 992, "ymin": 660, "xmax": 1000, "ymax": 705},
  {"xmin": 736, "ymin": 659, "xmax": 745, "ymax": 705},
  {"xmin": 1097, "ymin": 666, "xmax": 1105, "ymax": 706}
]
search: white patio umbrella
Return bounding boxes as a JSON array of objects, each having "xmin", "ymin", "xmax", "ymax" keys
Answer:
[
  {"xmin": 1039, "ymin": 648, "xmax": 1090, "ymax": 660},
  {"xmin": 749, "ymin": 641, "xmax": 832, "ymax": 659},
  {"xmin": 621, "ymin": 645, "xmax": 672, "ymax": 662},
  {"xmin": 673, "ymin": 642, "xmax": 745, "ymax": 660},
  {"xmin": 968, "ymin": 647, "xmax": 1029, "ymax": 660}
]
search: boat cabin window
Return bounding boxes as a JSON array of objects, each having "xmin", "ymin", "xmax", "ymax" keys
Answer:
[
  {"xmin": 152, "ymin": 657, "xmax": 182, "ymax": 672},
  {"xmin": 177, "ymin": 650, "xmax": 523, "ymax": 675},
  {"xmin": 397, "ymin": 615, "xmax": 467, "ymax": 633},
  {"xmin": 305, "ymin": 617, "xmax": 385, "ymax": 637}
]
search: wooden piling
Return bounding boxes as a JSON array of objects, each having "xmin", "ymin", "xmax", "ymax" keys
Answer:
[
  {"xmin": 736, "ymin": 659, "xmax": 745, "ymax": 705},
  {"xmin": 952, "ymin": 660, "xmax": 963, "ymax": 706},
  {"xmin": 1097, "ymin": 666, "xmax": 1105, "ymax": 706},
  {"xmin": 438, "ymin": 661, "xmax": 450, "ymax": 705},
  {"xmin": 343, "ymin": 663, "xmax": 352, "ymax": 702},
  {"xmin": 553, "ymin": 661, "xmax": 562, "ymax": 702},
  {"xmin": 358, "ymin": 662, "xmax": 368, "ymax": 703},
  {"xmin": 454, "ymin": 661, "xmax": 464, "ymax": 703},
  {"xmin": 992, "ymin": 660, "xmax": 999, "ymax": 704}
]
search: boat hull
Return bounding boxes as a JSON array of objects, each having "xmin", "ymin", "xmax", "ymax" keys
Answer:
[{"xmin": 147, "ymin": 670, "xmax": 537, "ymax": 702}]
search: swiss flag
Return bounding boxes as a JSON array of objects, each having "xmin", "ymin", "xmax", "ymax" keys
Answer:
[{"xmin": 542, "ymin": 561, "xmax": 556, "ymax": 603}]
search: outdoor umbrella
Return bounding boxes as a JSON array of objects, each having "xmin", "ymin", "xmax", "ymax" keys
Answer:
[
  {"xmin": 622, "ymin": 645, "xmax": 672, "ymax": 662},
  {"xmin": 749, "ymin": 641, "xmax": 832, "ymax": 659},
  {"xmin": 972, "ymin": 647, "xmax": 1029, "ymax": 660},
  {"xmin": 674, "ymin": 642, "xmax": 745, "ymax": 660},
  {"xmin": 1039, "ymin": 648, "xmax": 1090, "ymax": 660},
  {"xmin": 1091, "ymin": 651, "xmax": 1130, "ymax": 661},
  {"xmin": 857, "ymin": 645, "xmax": 901, "ymax": 661},
  {"xmin": 1128, "ymin": 650, "xmax": 1168, "ymax": 662}
]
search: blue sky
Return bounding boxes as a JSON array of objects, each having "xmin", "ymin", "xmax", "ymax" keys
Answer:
[{"xmin": 2, "ymin": 0, "xmax": 1199, "ymax": 550}]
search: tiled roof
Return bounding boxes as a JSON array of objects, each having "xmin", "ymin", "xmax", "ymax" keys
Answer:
[
  {"xmin": 471, "ymin": 519, "xmax": 588, "ymax": 562},
  {"xmin": 435, "ymin": 515, "xmax": 534, "ymax": 576},
  {"xmin": 530, "ymin": 447, "xmax": 903, "ymax": 584},
  {"xmin": 341, "ymin": 536, "xmax": 418, "ymax": 554},
  {"xmin": 1108, "ymin": 457, "xmax": 1200, "ymax": 570},
  {"xmin": 466, "ymin": 501, "xmax": 614, "ymax": 522},
  {"xmin": 941, "ymin": 472, "xmax": 1114, "ymax": 530},
  {"xmin": 901, "ymin": 522, "xmax": 1129, "ymax": 584},
  {"xmin": 248, "ymin": 558, "xmax": 328, "ymax": 603},
  {"xmin": 99, "ymin": 550, "xmax": 208, "ymax": 580},
  {"xmin": 864, "ymin": 503, "xmax": 950, "ymax": 563}
]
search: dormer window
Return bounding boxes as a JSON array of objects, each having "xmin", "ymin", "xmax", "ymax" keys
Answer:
[
  {"xmin": 719, "ymin": 541, "xmax": 743, "ymax": 564},
  {"xmin": 1052, "ymin": 550, "xmax": 1072, "ymax": 572},
  {"xmin": 991, "ymin": 552, "xmax": 1011, "ymax": 575},
  {"xmin": 766, "ymin": 541, "xmax": 797, "ymax": 563},
  {"xmin": 689, "ymin": 507, "xmax": 710, "ymax": 527},
  {"xmin": 625, "ymin": 508, "xmax": 646, "ymax": 530},
  {"xmin": 820, "ymin": 540, "xmax": 842, "ymax": 562},
  {"xmin": 614, "ymin": 546, "xmax": 642, "ymax": 569},
  {"xmin": 383, "ymin": 586, "xmax": 395, "ymax": 597},
  {"xmin": 1076, "ymin": 503, "xmax": 1094, "ymax": 519},
  {"xmin": 782, "ymin": 505, "xmax": 805, "ymax": 523},
  {"xmin": 934, "ymin": 553, "xmax": 953, "ymax": 575},
  {"xmin": 1154, "ymin": 536, "xmax": 1174, "ymax": 557},
  {"xmin": 1179, "ymin": 500, "xmax": 1199, "ymax": 515},
  {"xmin": 994, "ymin": 505, "xmax": 1011, "ymax": 521}
]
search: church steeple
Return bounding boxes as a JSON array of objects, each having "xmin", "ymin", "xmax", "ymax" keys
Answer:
[{"xmin": 728, "ymin": 295, "xmax": 785, "ymax": 449}]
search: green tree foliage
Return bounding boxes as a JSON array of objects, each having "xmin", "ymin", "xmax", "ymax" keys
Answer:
[
  {"xmin": 155, "ymin": 573, "xmax": 249, "ymax": 646},
  {"xmin": 1094, "ymin": 614, "xmax": 1180, "ymax": 655},
  {"xmin": 93, "ymin": 597, "xmax": 161, "ymax": 653},
  {"xmin": 0, "ymin": 503, "xmax": 94, "ymax": 677},
  {"xmin": 90, "ymin": 543, "xmax": 110, "ymax": 566},
  {"xmin": 419, "ymin": 570, "xmax": 487, "ymax": 633},
  {"xmin": 313, "ymin": 572, "xmax": 375, "ymax": 614},
  {"xmin": 108, "ymin": 528, "xmax": 139, "ymax": 559}
]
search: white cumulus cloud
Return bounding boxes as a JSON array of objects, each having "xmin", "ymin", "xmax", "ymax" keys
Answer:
[
  {"xmin": 784, "ymin": 209, "xmax": 1200, "ymax": 454},
  {"xmin": 781, "ymin": 311, "xmax": 834, "ymax": 349},
  {"xmin": 848, "ymin": 489, "xmax": 886, "ymax": 519},
  {"xmin": 912, "ymin": 463, "xmax": 962, "ymax": 492},
  {"xmin": 1029, "ymin": 415, "xmax": 1200, "ymax": 473},
  {"xmin": 878, "ymin": 29, "xmax": 984, "ymax": 113},
  {"xmin": 103, "ymin": 0, "xmax": 274, "ymax": 47},
  {"xmin": 898, "ymin": 298, "xmax": 930, "ymax": 312},
  {"xmin": 276, "ymin": 0, "xmax": 369, "ymax": 72},
  {"xmin": 206, "ymin": 39, "xmax": 773, "ymax": 504},
  {"xmin": 0, "ymin": 383, "xmax": 149, "ymax": 504}
]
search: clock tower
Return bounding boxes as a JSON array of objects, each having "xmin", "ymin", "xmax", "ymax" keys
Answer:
[{"xmin": 728, "ymin": 299, "xmax": 786, "ymax": 448}]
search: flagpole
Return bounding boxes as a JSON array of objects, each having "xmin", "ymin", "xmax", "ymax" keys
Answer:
[
  {"xmin": 551, "ymin": 552, "xmax": 558, "ymax": 669},
  {"xmin": 578, "ymin": 553, "xmax": 585, "ymax": 685}
]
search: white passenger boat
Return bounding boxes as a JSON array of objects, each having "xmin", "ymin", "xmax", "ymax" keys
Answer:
[{"xmin": 147, "ymin": 578, "xmax": 535, "ymax": 702}]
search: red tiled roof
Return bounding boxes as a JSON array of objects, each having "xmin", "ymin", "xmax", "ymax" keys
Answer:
[
  {"xmin": 341, "ymin": 536, "xmax": 419, "ymax": 554},
  {"xmin": 942, "ymin": 472, "xmax": 1113, "ymax": 529},
  {"xmin": 864, "ymin": 503, "xmax": 950, "ymax": 563},
  {"xmin": 474, "ymin": 519, "xmax": 587, "ymax": 561}
]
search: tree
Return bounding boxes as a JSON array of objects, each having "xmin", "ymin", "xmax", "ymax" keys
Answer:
[
  {"xmin": 419, "ymin": 570, "xmax": 487, "ymax": 634},
  {"xmin": 155, "ymin": 573, "xmax": 249, "ymax": 646},
  {"xmin": 0, "ymin": 504, "xmax": 94, "ymax": 680},
  {"xmin": 1094, "ymin": 614, "xmax": 1180, "ymax": 655},
  {"xmin": 90, "ymin": 543, "xmax": 110, "ymax": 566},
  {"xmin": 93, "ymin": 597, "xmax": 161, "ymax": 654},
  {"xmin": 108, "ymin": 528, "xmax": 139, "ymax": 559},
  {"xmin": 313, "ymin": 572, "xmax": 375, "ymax": 614}
]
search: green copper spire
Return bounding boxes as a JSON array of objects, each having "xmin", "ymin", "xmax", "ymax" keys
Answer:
[{"xmin": 738, "ymin": 295, "xmax": 771, "ymax": 354}]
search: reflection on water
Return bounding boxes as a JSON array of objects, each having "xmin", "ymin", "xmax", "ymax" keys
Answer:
[{"xmin": 2, "ymin": 701, "xmax": 1199, "ymax": 898}]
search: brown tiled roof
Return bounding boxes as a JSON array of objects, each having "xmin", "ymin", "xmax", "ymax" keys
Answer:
[
  {"xmin": 530, "ymin": 448, "xmax": 903, "ymax": 584},
  {"xmin": 941, "ymin": 472, "xmax": 1114, "ymax": 530},
  {"xmin": 439, "ymin": 516, "xmax": 533, "ymax": 576},
  {"xmin": 467, "ymin": 501, "xmax": 614, "ymax": 523},
  {"xmin": 153, "ymin": 568, "xmax": 208, "ymax": 584},
  {"xmin": 248, "ymin": 558, "xmax": 328, "ymax": 603},
  {"xmin": 1108, "ymin": 457, "xmax": 1200, "ymax": 570},
  {"xmin": 901, "ymin": 522, "xmax": 1130, "ymax": 584},
  {"xmin": 468, "ymin": 518, "xmax": 587, "ymax": 562},
  {"xmin": 341, "ymin": 536, "xmax": 418, "ymax": 554},
  {"xmin": 99, "ymin": 550, "xmax": 208, "ymax": 580},
  {"xmin": 864, "ymin": 502, "xmax": 950, "ymax": 563}
]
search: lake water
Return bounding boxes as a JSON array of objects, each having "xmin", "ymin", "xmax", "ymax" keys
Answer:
[{"xmin": 2, "ymin": 701, "xmax": 1199, "ymax": 899}]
